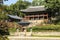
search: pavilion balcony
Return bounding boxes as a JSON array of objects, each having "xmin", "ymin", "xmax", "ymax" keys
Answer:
[
  {"xmin": 24, "ymin": 14, "xmax": 48, "ymax": 21},
  {"xmin": 25, "ymin": 14, "xmax": 48, "ymax": 17}
]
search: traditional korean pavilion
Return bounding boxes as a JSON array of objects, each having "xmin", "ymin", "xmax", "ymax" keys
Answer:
[{"xmin": 21, "ymin": 6, "xmax": 48, "ymax": 23}]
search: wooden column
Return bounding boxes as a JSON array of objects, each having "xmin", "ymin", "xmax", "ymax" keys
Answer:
[
  {"xmin": 47, "ymin": 14, "xmax": 48, "ymax": 20},
  {"xmin": 43, "ymin": 14, "xmax": 44, "ymax": 19},
  {"xmin": 33, "ymin": 15, "xmax": 34, "ymax": 20},
  {"xmin": 45, "ymin": 13, "xmax": 48, "ymax": 23},
  {"xmin": 47, "ymin": 13, "xmax": 48, "ymax": 22},
  {"xmin": 38, "ymin": 15, "xmax": 39, "ymax": 20},
  {"xmin": 24, "ymin": 16, "xmax": 27, "ymax": 21},
  {"xmin": 28, "ymin": 16, "xmax": 30, "ymax": 20},
  {"xmin": 25, "ymin": 16, "xmax": 29, "ymax": 20},
  {"xmin": 43, "ymin": 14, "xmax": 45, "ymax": 22}
]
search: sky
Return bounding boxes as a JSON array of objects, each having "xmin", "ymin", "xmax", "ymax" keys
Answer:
[{"xmin": 4, "ymin": 0, "xmax": 32, "ymax": 6}]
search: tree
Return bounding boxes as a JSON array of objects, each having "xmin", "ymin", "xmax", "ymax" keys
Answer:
[
  {"xmin": 9, "ymin": 0, "xmax": 31, "ymax": 17},
  {"xmin": 0, "ymin": 5, "xmax": 9, "ymax": 20},
  {"xmin": 0, "ymin": 4, "xmax": 9, "ymax": 36},
  {"xmin": 0, "ymin": 20, "xmax": 9, "ymax": 36},
  {"xmin": 45, "ymin": 0, "xmax": 60, "ymax": 24},
  {"xmin": 32, "ymin": 0, "xmax": 45, "ymax": 6},
  {"xmin": 45, "ymin": 0, "xmax": 60, "ymax": 17},
  {"xmin": 0, "ymin": 0, "xmax": 31, "ymax": 20}
]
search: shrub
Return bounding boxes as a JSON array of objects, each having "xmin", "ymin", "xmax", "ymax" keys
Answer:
[
  {"xmin": 0, "ymin": 20, "xmax": 9, "ymax": 36},
  {"xmin": 8, "ymin": 27, "xmax": 17, "ymax": 32},
  {"xmin": 0, "ymin": 35, "xmax": 9, "ymax": 40},
  {"xmin": 27, "ymin": 25, "xmax": 60, "ymax": 32},
  {"xmin": 7, "ymin": 22, "xmax": 21, "ymax": 32}
]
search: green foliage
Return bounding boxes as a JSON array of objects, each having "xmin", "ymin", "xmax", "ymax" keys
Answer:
[
  {"xmin": 9, "ymin": 0, "xmax": 31, "ymax": 16},
  {"xmin": 45, "ymin": 0, "xmax": 60, "ymax": 24},
  {"xmin": 0, "ymin": 5, "xmax": 9, "ymax": 20},
  {"xmin": 0, "ymin": 35, "xmax": 9, "ymax": 40},
  {"xmin": 8, "ymin": 27, "xmax": 17, "ymax": 32},
  {"xmin": 7, "ymin": 22, "xmax": 21, "ymax": 32},
  {"xmin": 0, "ymin": 0, "xmax": 31, "ymax": 20},
  {"xmin": 0, "ymin": 35, "xmax": 4, "ymax": 40},
  {"xmin": 0, "ymin": 13, "xmax": 8, "ymax": 20},
  {"xmin": 32, "ymin": 0, "xmax": 45, "ymax": 6},
  {"xmin": 45, "ymin": 0, "xmax": 60, "ymax": 17},
  {"xmin": 27, "ymin": 25, "xmax": 60, "ymax": 32},
  {"xmin": 0, "ymin": 21, "xmax": 9, "ymax": 36}
]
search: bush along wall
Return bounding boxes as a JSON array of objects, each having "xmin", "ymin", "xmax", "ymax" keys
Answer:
[{"xmin": 27, "ymin": 25, "xmax": 60, "ymax": 32}]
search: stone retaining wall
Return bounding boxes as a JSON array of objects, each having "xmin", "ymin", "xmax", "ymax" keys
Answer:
[
  {"xmin": 8, "ymin": 36, "xmax": 60, "ymax": 40},
  {"xmin": 10, "ymin": 32, "xmax": 60, "ymax": 36}
]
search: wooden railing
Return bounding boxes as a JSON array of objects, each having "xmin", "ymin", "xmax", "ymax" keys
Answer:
[{"xmin": 25, "ymin": 14, "xmax": 48, "ymax": 17}]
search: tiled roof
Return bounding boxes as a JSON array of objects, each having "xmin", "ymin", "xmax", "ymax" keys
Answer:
[
  {"xmin": 18, "ymin": 21, "xmax": 30, "ymax": 26},
  {"xmin": 7, "ymin": 14, "xmax": 23, "ymax": 20},
  {"xmin": 21, "ymin": 6, "xmax": 46, "ymax": 12}
]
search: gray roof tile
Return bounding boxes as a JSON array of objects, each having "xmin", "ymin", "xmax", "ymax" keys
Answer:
[
  {"xmin": 7, "ymin": 15, "xmax": 23, "ymax": 19},
  {"xmin": 21, "ymin": 6, "xmax": 46, "ymax": 12}
]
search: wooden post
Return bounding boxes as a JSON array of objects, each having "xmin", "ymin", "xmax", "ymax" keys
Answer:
[
  {"xmin": 47, "ymin": 13, "xmax": 48, "ymax": 22},
  {"xmin": 28, "ymin": 16, "xmax": 30, "ymax": 20},
  {"xmin": 47, "ymin": 14, "xmax": 48, "ymax": 20},
  {"xmin": 33, "ymin": 15, "xmax": 34, "ymax": 20},
  {"xmin": 38, "ymin": 15, "xmax": 39, "ymax": 20},
  {"xmin": 43, "ymin": 14, "xmax": 44, "ymax": 19},
  {"xmin": 24, "ymin": 27, "xmax": 27, "ymax": 36},
  {"xmin": 24, "ymin": 16, "xmax": 26, "ymax": 20},
  {"xmin": 43, "ymin": 14, "xmax": 45, "ymax": 22}
]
